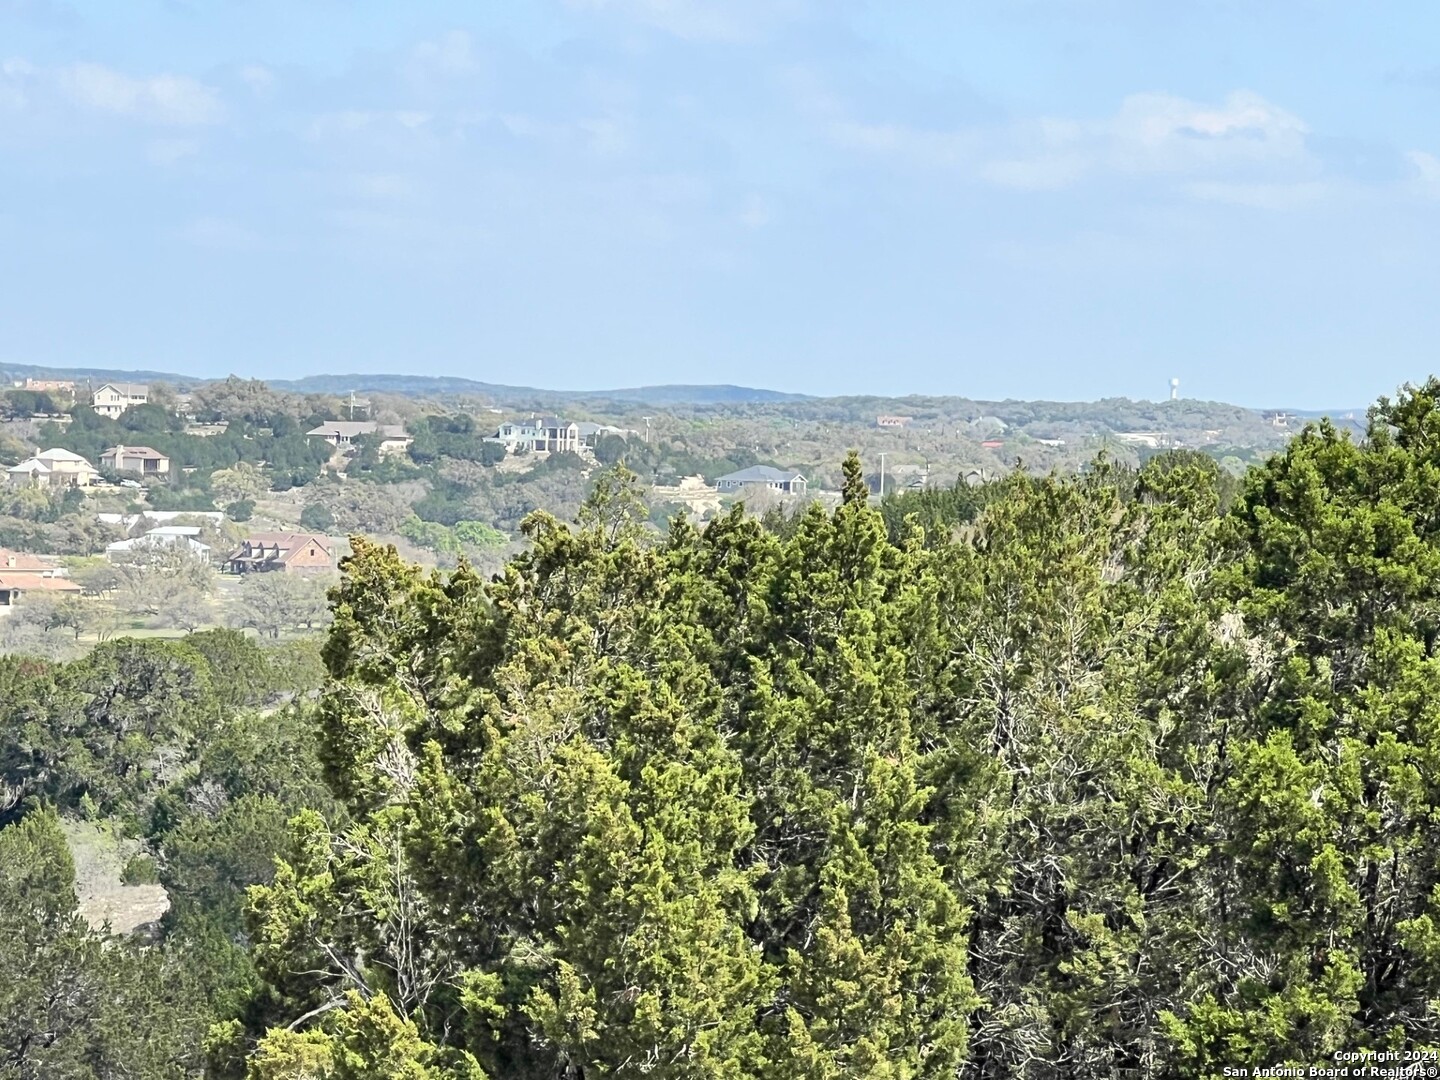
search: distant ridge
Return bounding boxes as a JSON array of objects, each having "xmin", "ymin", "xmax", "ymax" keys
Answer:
[
  {"xmin": 267, "ymin": 373, "xmax": 811, "ymax": 405},
  {"xmin": 0, "ymin": 362, "xmax": 209, "ymax": 388},
  {"xmin": 0, "ymin": 362, "xmax": 808, "ymax": 406}
]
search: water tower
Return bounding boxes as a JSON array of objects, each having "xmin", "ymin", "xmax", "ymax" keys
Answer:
[{"xmin": 1169, "ymin": 377, "xmax": 1180, "ymax": 401}]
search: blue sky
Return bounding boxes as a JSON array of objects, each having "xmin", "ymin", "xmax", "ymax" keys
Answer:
[{"xmin": 2, "ymin": 1, "xmax": 1438, "ymax": 407}]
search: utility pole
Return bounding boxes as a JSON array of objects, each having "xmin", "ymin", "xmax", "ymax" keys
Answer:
[
  {"xmin": 643, "ymin": 416, "xmax": 653, "ymax": 444},
  {"xmin": 349, "ymin": 390, "xmax": 355, "ymax": 420},
  {"xmin": 878, "ymin": 452, "xmax": 886, "ymax": 500}
]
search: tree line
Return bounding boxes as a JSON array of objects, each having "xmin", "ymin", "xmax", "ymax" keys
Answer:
[{"xmin": 9, "ymin": 381, "xmax": 1440, "ymax": 1075}]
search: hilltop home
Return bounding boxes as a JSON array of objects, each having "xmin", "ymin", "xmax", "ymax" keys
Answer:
[
  {"xmin": 100, "ymin": 445, "xmax": 171, "ymax": 476},
  {"xmin": 6, "ymin": 448, "xmax": 99, "ymax": 489},
  {"xmin": 305, "ymin": 421, "xmax": 412, "ymax": 454},
  {"xmin": 225, "ymin": 533, "xmax": 335, "ymax": 574},
  {"xmin": 876, "ymin": 415, "xmax": 913, "ymax": 428},
  {"xmin": 106, "ymin": 527, "xmax": 209, "ymax": 562},
  {"xmin": 0, "ymin": 549, "xmax": 82, "ymax": 609},
  {"xmin": 714, "ymin": 465, "xmax": 808, "ymax": 496},
  {"xmin": 488, "ymin": 417, "xmax": 596, "ymax": 453},
  {"xmin": 23, "ymin": 378, "xmax": 76, "ymax": 393},
  {"xmin": 575, "ymin": 422, "xmax": 631, "ymax": 442},
  {"xmin": 91, "ymin": 382, "xmax": 149, "ymax": 418}
]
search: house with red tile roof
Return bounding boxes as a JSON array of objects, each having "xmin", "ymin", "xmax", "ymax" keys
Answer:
[{"xmin": 0, "ymin": 549, "xmax": 83, "ymax": 609}]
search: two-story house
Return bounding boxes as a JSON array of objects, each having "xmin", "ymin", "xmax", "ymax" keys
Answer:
[
  {"xmin": 91, "ymin": 382, "xmax": 149, "ymax": 418},
  {"xmin": 487, "ymin": 417, "xmax": 584, "ymax": 453},
  {"xmin": 6, "ymin": 448, "xmax": 99, "ymax": 489},
  {"xmin": 100, "ymin": 445, "xmax": 171, "ymax": 476},
  {"xmin": 225, "ymin": 533, "xmax": 335, "ymax": 574}
]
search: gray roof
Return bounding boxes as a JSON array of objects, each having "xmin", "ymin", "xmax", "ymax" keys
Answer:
[
  {"xmin": 716, "ymin": 465, "xmax": 805, "ymax": 485},
  {"xmin": 576, "ymin": 422, "xmax": 629, "ymax": 437},
  {"xmin": 307, "ymin": 421, "xmax": 408, "ymax": 439}
]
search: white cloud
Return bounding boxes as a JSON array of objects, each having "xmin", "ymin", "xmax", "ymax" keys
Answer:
[
  {"xmin": 822, "ymin": 87, "xmax": 1320, "ymax": 201},
  {"xmin": 0, "ymin": 57, "xmax": 222, "ymax": 128},
  {"xmin": 0, "ymin": 58, "xmax": 31, "ymax": 111},
  {"xmin": 979, "ymin": 92, "xmax": 1309, "ymax": 190},
  {"xmin": 1407, "ymin": 150, "xmax": 1440, "ymax": 197},
  {"xmin": 407, "ymin": 30, "xmax": 478, "ymax": 78},
  {"xmin": 1105, "ymin": 91, "xmax": 1309, "ymax": 173},
  {"xmin": 828, "ymin": 120, "xmax": 977, "ymax": 168},
  {"xmin": 239, "ymin": 65, "xmax": 276, "ymax": 97},
  {"xmin": 498, "ymin": 112, "xmax": 635, "ymax": 159},
  {"xmin": 308, "ymin": 109, "xmax": 432, "ymax": 140},
  {"xmin": 56, "ymin": 62, "xmax": 221, "ymax": 125},
  {"xmin": 578, "ymin": 115, "xmax": 632, "ymax": 157}
]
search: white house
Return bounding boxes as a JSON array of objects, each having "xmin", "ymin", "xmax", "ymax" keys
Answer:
[
  {"xmin": 92, "ymin": 383, "xmax": 149, "ymax": 418},
  {"xmin": 306, "ymin": 421, "xmax": 412, "ymax": 454},
  {"xmin": 487, "ymin": 417, "xmax": 591, "ymax": 453},
  {"xmin": 105, "ymin": 526, "xmax": 210, "ymax": 562}
]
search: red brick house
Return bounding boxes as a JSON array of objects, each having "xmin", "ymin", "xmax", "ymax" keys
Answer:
[{"xmin": 224, "ymin": 533, "xmax": 335, "ymax": 574}]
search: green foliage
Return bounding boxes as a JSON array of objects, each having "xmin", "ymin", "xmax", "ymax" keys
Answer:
[
  {"xmin": 148, "ymin": 485, "xmax": 224, "ymax": 512},
  {"xmin": 877, "ymin": 473, "xmax": 994, "ymax": 544},
  {"xmin": 227, "ymin": 498, "xmax": 256, "ymax": 521},
  {"xmin": 121, "ymin": 851, "xmax": 159, "ymax": 884},
  {"xmin": 241, "ymin": 465, "xmax": 981, "ymax": 1075},
  {"xmin": 594, "ymin": 432, "xmax": 761, "ymax": 482},
  {"xmin": 407, "ymin": 412, "xmax": 507, "ymax": 467},
  {"xmin": 300, "ymin": 502, "xmax": 336, "ymax": 532},
  {"xmin": 17, "ymin": 380, "xmax": 1440, "ymax": 1074},
  {"xmin": 400, "ymin": 514, "xmax": 510, "ymax": 556},
  {"xmin": 0, "ymin": 626, "xmax": 341, "ymax": 1076},
  {"xmin": 0, "ymin": 387, "xmax": 67, "ymax": 418},
  {"xmin": 452, "ymin": 519, "xmax": 508, "ymax": 548},
  {"xmin": 0, "ymin": 808, "xmax": 211, "ymax": 1076},
  {"xmin": 232, "ymin": 573, "xmax": 333, "ymax": 639},
  {"xmin": 37, "ymin": 396, "xmax": 332, "ymax": 492}
]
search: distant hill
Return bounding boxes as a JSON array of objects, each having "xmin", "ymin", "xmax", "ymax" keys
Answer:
[
  {"xmin": 267, "ymin": 374, "xmax": 810, "ymax": 405},
  {"xmin": 0, "ymin": 362, "xmax": 209, "ymax": 389}
]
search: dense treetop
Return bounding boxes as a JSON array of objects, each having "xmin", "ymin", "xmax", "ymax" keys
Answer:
[{"xmin": 214, "ymin": 380, "xmax": 1440, "ymax": 1074}]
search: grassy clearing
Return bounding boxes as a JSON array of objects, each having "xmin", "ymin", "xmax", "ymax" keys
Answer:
[{"xmin": 59, "ymin": 816, "xmax": 169, "ymax": 936}]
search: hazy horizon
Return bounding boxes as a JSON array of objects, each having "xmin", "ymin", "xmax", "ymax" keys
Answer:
[{"xmin": 4, "ymin": 2, "xmax": 1438, "ymax": 409}]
